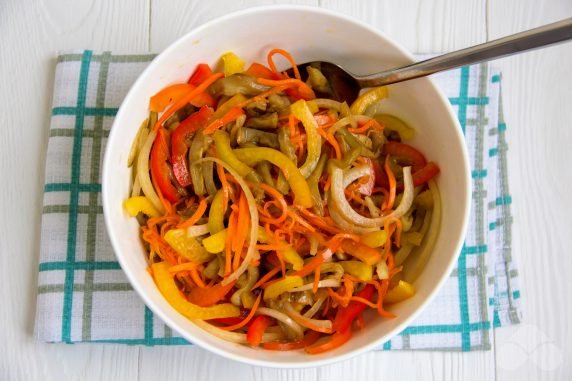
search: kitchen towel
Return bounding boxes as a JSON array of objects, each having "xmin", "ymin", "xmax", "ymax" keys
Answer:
[{"xmin": 35, "ymin": 50, "xmax": 521, "ymax": 350}]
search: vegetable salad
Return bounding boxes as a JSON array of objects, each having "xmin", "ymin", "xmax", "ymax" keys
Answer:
[{"xmin": 124, "ymin": 49, "xmax": 441, "ymax": 353}]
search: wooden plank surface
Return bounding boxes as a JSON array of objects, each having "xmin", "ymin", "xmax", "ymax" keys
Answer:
[
  {"xmin": 1, "ymin": 0, "xmax": 570, "ymax": 379},
  {"xmin": 488, "ymin": 1, "xmax": 572, "ymax": 380}
]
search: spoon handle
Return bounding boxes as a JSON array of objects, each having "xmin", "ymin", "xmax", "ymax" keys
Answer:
[{"xmin": 357, "ymin": 17, "xmax": 572, "ymax": 88}]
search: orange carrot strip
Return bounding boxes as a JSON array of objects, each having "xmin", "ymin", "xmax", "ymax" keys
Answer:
[
  {"xmin": 316, "ymin": 127, "xmax": 342, "ymax": 160},
  {"xmin": 220, "ymin": 294, "xmax": 262, "ymax": 331},
  {"xmin": 154, "ymin": 72, "xmax": 223, "ymax": 132},
  {"xmin": 168, "ymin": 262, "xmax": 198, "ymax": 273},
  {"xmin": 189, "ymin": 266, "xmax": 207, "ymax": 288},
  {"xmin": 267, "ymin": 48, "xmax": 301, "ymax": 80},
  {"xmin": 177, "ymin": 197, "xmax": 208, "ymax": 228},
  {"xmin": 383, "ymin": 155, "xmax": 396, "ymax": 210},
  {"xmin": 204, "ymin": 106, "xmax": 245, "ymax": 135},
  {"xmin": 252, "ymin": 267, "xmax": 282, "ymax": 290}
]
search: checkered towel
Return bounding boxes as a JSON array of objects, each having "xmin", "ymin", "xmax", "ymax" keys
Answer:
[{"xmin": 35, "ymin": 51, "xmax": 522, "ymax": 350}]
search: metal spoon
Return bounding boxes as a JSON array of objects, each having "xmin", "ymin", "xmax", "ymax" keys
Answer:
[{"xmin": 290, "ymin": 17, "xmax": 572, "ymax": 104}]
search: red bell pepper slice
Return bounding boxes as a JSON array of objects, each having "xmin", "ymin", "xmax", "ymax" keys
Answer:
[
  {"xmin": 149, "ymin": 83, "xmax": 216, "ymax": 112},
  {"xmin": 332, "ymin": 284, "xmax": 375, "ymax": 333},
  {"xmin": 188, "ymin": 63, "xmax": 213, "ymax": 86},
  {"xmin": 245, "ymin": 62, "xmax": 276, "ymax": 80},
  {"xmin": 304, "ymin": 327, "xmax": 353, "ymax": 354},
  {"xmin": 383, "ymin": 141, "xmax": 427, "ymax": 172},
  {"xmin": 171, "ymin": 106, "xmax": 214, "ymax": 187},
  {"xmin": 150, "ymin": 128, "xmax": 180, "ymax": 203},
  {"xmin": 263, "ymin": 330, "xmax": 321, "ymax": 351},
  {"xmin": 396, "ymin": 162, "xmax": 441, "ymax": 191},
  {"xmin": 186, "ymin": 280, "xmax": 236, "ymax": 307},
  {"xmin": 372, "ymin": 159, "xmax": 389, "ymax": 189},
  {"xmin": 411, "ymin": 162, "xmax": 440, "ymax": 186},
  {"xmin": 246, "ymin": 315, "xmax": 272, "ymax": 346}
]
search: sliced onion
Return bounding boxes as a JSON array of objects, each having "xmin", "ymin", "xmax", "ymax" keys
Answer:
[
  {"xmin": 331, "ymin": 166, "xmax": 414, "ymax": 228},
  {"xmin": 289, "ymin": 278, "xmax": 341, "ymax": 293},
  {"xmin": 328, "ymin": 116, "xmax": 357, "ymax": 135},
  {"xmin": 186, "ymin": 223, "xmax": 210, "ymax": 237},
  {"xmin": 327, "ymin": 196, "xmax": 378, "ymax": 234},
  {"xmin": 131, "ymin": 173, "xmax": 141, "ymax": 197},
  {"xmin": 308, "ymin": 234, "xmax": 319, "ymax": 256},
  {"xmin": 198, "ymin": 157, "xmax": 259, "ymax": 286},
  {"xmin": 283, "ymin": 302, "xmax": 333, "ymax": 332},
  {"xmin": 402, "ymin": 179, "xmax": 441, "ymax": 282},
  {"xmin": 256, "ymin": 307, "xmax": 304, "ymax": 339},
  {"xmin": 303, "ymin": 296, "xmax": 326, "ymax": 318},
  {"xmin": 365, "ymin": 196, "xmax": 381, "ymax": 217},
  {"xmin": 193, "ymin": 319, "xmax": 284, "ymax": 344},
  {"xmin": 136, "ymin": 129, "xmax": 164, "ymax": 213},
  {"xmin": 376, "ymin": 260, "xmax": 389, "ymax": 280},
  {"xmin": 343, "ymin": 164, "xmax": 373, "ymax": 189},
  {"xmin": 314, "ymin": 98, "xmax": 342, "ymax": 111}
]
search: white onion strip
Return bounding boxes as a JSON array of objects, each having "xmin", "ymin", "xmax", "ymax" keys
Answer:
[
  {"xmin": 137, "ymin": 129, "xmax": 164, "ymax": 213},
  {"xmin": 198, "ymin": 157, "xmax": 259, "ymax": 286},
  {"xmin": 331, "ymin": 166, "xmax": 414, "ymax": 228},
  {"xmin": 289, "ymin": 279, "xmax": 341, "ymax": 293},
  {"xmin": 314, "ymin": 98, "xmax": 342, "ymax": 111},
  {"xmin": 343, "ymin": 164, "xmax": 373, "ymax": 189},
  {"xmin": 303, "ymin": 297, "xmax": 327, "ymax": 318},
  {"xmin": 328, "ymin": 197, "xmax": 378, "ymax": 234},
  {"xmin": 256, "ymin": 307, "xmax": 304, "ymax": 339},
  {"xmin": 186, "ymin": 223, "xmax": 210, "ymax": 237},
  {"xmin": 283, "ymin": 302, "xmax": 333, "ymax": 332},
  {"xmin": 193, "ymin": 319, "xmax": 284, "ymax": 344}
]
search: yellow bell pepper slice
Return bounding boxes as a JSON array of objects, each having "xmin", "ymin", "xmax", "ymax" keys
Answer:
[
  {"xmin": 207, "ymin": 189, "xmax": 226, "ymax": 234},
  {"xmin": 164, "ymin": 229, "xmax": 212, "ymax": 263},
  {"xmin": 360, "ymin": 230, "xmax": 388, "ymax": 248},
  {"xmin": 373, "ymin": 114, "xmax": 415, "ymax": 140},
  {"xmin": 290, "ymin": 100, "xmax": 321, "ymax": 178},
  {"xmin": 349, "ymin": 86, "xmax": 388, "ymax": 115},
  {"xmin": 212, "ymin": 93, "xmax": 247, "ymax": 120},
  {"xmin": 233, "ymin": 147, "xmax": 313, "ymax": 208},
  {"xmin": 123, "ymin": 196, "xmax": 160, "ymax": 218},
  {"xmin": 221, "ymin": 52, "xmax": 245, "ymax": 77},
  {"xmin": 263, "ymin": 276, "xmax": 304, "ymax": 300},
  {"xmin": 202, "ymin": 229, "xmax": 228, "ymax": 254},
  {"xmin": 213, "ymin": 130, "xmax": 255, "ymax": 178},
  {"xmin": 384, "ymin": 280, "xmax": 416, "ymax": 304},
  {"xmin": 257, "ymin": 227, "xmax": 303, "ymax": 270},
  {"xmin": 152, "ymin": 262, "xmax": 240, "ymax": 319},
  {"xmin": 339, "ymin": 261, "xmax": 373, "ymax": 281}
]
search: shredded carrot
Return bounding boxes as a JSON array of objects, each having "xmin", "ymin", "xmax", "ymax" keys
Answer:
[
  {"xmin": 154, "ymin": 72, "xmax": 223, "ymax": 132},
  {"xmin": 312, "ymin": 265, "xmax": 321, "ymax": 294},
  {"xmin": 215, "ymin": 162, "xmax": 231, "ymax": 210},
  {"xmin": 347, "ymin": 119, "xmax": 383, "ymax": 134},
  {"xmin": 316, "ymin": 127, "xmax": 342, "ymax": 160},
  {"xmin": 267, "ymin": 48, "xmax": 301, "ymax": 80},
  {"xmin": 189, "ymin": 267, "xmax": 207, "ymax": 288},
  {"xmin": 288, "ymin": 114, "xmax": 299, "ymax": 137},
  {"xmin": 220, "ymin": 294, "xmax": 262, "ymax": 331},
  {"xmin": 288, "ymin": 312, "xmax": 333, "ymax": 334},
  {"xmin": 252, "ymin": 267, "xmax": 282, "ymax": 290},
  {"xmin": 232, "ymin": 192, "xmax": 250, "ymax": 255},
  {"xmin": 204, "ymin": 106, "xmax": 245, "ymax": 135},
  {"xmin": 168, "ymin": 262, "xmax": 198, "ymax": 273},
  {"xmin": 178, "ymin": 197, "xmax": 208, "ymax": 228},
  {"xmin": 383, "ymin": 155, "xmax": 396, "ymax": 210},
  {"xmin": 292, "ymin": 252, "xmax": 325, "ymax": 277}
]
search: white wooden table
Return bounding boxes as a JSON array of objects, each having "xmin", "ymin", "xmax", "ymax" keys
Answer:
[{"xmin": 1, "ymin": 0, "xmax": 571, "ymax": 379}]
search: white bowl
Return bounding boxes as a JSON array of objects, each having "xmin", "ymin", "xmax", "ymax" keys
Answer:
[{"xmin": 102, "ymin": 5, "xmax": 470, "ymax": 368}]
